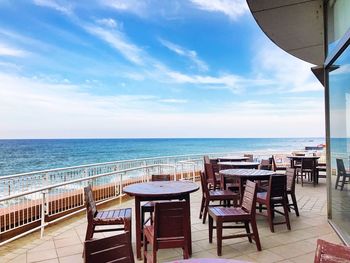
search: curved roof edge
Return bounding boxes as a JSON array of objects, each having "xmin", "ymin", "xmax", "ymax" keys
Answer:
[{"xmin": 247, "ymin": 0, "xmax": 325, "ymax": 65}]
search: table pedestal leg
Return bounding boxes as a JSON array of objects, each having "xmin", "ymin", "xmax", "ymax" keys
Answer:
[
  {"xmin": 135, "ymin": 197, "xmax": 142, "ymax": 259},
  {"xmin": 186, "ymin": 194, "xmax": 192, "ymax": 256}
]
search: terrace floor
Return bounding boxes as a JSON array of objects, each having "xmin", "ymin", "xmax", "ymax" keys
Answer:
[{"xmin": 0, "ymin": 178, "xmax": 342, "ymax": 263}]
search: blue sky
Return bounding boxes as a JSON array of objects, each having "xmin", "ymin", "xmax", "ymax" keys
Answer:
[{"xmin": 0, "ymin": 0, "xmax": 325, "ymax": 138}]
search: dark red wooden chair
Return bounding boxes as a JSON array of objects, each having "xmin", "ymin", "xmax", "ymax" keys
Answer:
[
  {"xmin": 259, "ymin": 159, "xmax": 273, "ymax": 171},
  {"xmin": 314, "ymin": 239, "xmax": 350, "ymax": 262},
  {"xmin": 143, "ymin": 201, "xmax": 190, "ymax": 263},
  {"xmin": 141, "ymin": 174, "xmax": 171, "ymax": 226},
  {"xmin": 335, "ymin": 159, "xmax": 350, "ymax": 190},
  {"xmin": 208, "ymin": 180, "xmax": 261, "ymax": 256},
  {"xmin": 256, "ymin": 175, "xmax": 291, "ymax": 232},
  {"xmin": 199, "ymin": 172, "xmax": 239, "ymax": 224},
  {"xmin": 84, "ymin": 232, "xmax": 135, "ymax": 263},
  {"xmin": 244, "ymin": 154, "xmax": 254, "ymax": 162},
  {"xmin": 285, "ymin": 168, "xmax": 299, "ymax": 216},
  {"xmin": 204, "ymin": 163, "xmax": 221, "ymax": 190},
  {"xmin": 84, "ymin": 185, "xmax": 132, "ymax": 242},
  {"xmin": 297, "ymin": 158, "xmax": 317, "ymax": 186}
]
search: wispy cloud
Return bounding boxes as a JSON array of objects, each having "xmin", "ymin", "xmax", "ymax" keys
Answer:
[
  {"xmin": 32, "ymin": 0, "xmax": 73, "ymax": 15},
  {"xmin": 83, "ymin": 25, "xmax": 144, "ymax": 65},
  {"xmin": 96, "ymin": 18, "xmax": 120, "ymax": 29},
  {"xmin": 0, "ymin": 44, "xmax": 29, "ymax": 57},
  {"xmin": 159, "ymin": 99, "xmax": 188, "ymax": 104},
  {"xmin": 190, "ymin": 0, "xmax": 248, "ymax": 21},
  {"xmin": 99, "ymin": 0, "xmax": 148, "ymax": 17},
  {"xmin": 0, "ymin": 72, "xmax": 324, "ymax": 138},
  {"xmin": 159, "ymin": 38, "xmax": 208, "ymax": 71},
  {"xmin": 252, "ymin": 40, "xmax": 323, "ymax": 93}
]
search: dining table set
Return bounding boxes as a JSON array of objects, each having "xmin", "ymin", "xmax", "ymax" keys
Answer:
[{"xmin": 84, "ymin": 154, "xmax": 326, "ymax": 263}]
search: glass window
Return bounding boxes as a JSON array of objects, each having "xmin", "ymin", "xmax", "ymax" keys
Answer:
[
  {"xmin": 329, "ymin": 43, "xmax": 350, "ymax": 243},
  {"xmin": 327, "ymin": 0, "xmax": 350, "ymax": 53}
]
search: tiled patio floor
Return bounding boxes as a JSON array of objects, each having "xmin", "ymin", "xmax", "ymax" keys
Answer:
[{"xmin": 0, "ymin": 178, "xmax": 342, "ymax": 263}]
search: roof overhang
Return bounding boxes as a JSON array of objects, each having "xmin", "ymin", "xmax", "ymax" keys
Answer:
[{"xmin": 246, "ymin": 0, "xmax": 325, "ymax": 66}]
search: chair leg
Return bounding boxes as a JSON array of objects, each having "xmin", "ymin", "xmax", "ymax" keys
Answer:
[
  {"xmin": 209, "ymin": 215, "xmax": 213, "ymax": 243},
  {"xmin": 291, "ymin": 193, "xmax": 300, "ymax": 217},
  {"xmin": 341, "ymin": 176, "xmax": 346, "ymax": 191},
  {"xmin": 85, "ymin": 224, "xmax": 94, "ymax": 241},
  {"xmin": 283, "ymin": 201, "xmax": 291, "ymax": 230},
  {"xmin": 216, "ymin": 220, "xmax": 223, "ymax": 256},
  {"xmin": 250, "ymin": 219, "xmax": 261, "ymax": 251},
  {"xmin": 244, "ymin": 221, "xmax": 252, "ymax": 243},
  {"xmin": 202, "ymin": 199, "xmax": 210, "ymax": 224},
  {"xmin": 152, "ymin": 247, "xmax": 157, "ymax": 263},
  {"xmin": 266, "ymin": 204, "xmax": 274, "ymax": 232},
  {"xmin": 199, "ymin": 196, "xmax": 205, "ymax": 219},
  {"xmin": 143, "ymin": 234, "xmax": 148, "ymax": 263},
  {"xmin": 335, "ymin": 174, "xmax": 340, "ymax": 189}
]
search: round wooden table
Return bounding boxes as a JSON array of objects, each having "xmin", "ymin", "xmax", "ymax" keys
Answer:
[
  {"xmin": 123, "ymin": 181, "xmax": 199, "ymax": 259},
  {"xmin": 219, "ymin": 169, "xmax": 275, "ymax": 198},
  {"xmin": 217, "ymin": 156, "xmax": 249, "ymax": 162},
  {"xmin": 218, "ymin": 161, "xmax": 260, "ymax": 169},
  {"xmin": 166, "ymin": 259, "xmax": 251, "ymax": 263}
]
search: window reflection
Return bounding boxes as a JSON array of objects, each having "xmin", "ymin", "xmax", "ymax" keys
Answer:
[{"xmin": 329, "ymin": 43, "xmax": 350, "ymax": 242}]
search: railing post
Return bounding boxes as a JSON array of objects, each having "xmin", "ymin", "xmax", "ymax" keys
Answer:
[
  {"xmin": 40, "ymin": 190, "xmax": 48, "ymax": 238},
  {"xmin": 192, "ymin": 163, "xmax": 196, "ymax": 182}
]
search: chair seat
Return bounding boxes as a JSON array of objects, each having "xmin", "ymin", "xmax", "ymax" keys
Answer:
[
  {"xmin": 208, "ymin": 206, "xmax": 250, "ymax": 221},
  {"xmin": 94, "ymin": 208, "xmax": 131, "ymax": 225},
  {"xmin": 209, "ymin": 190, "xmax": 238, "ymax": 200}
]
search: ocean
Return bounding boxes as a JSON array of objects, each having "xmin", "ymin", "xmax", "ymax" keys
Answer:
[{"xmin": 0, "ymin": 138, "xmax": 325, "ymax": 176}]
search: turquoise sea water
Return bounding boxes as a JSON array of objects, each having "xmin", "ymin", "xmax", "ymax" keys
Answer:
[{"xmin": 0, "ymin": 138, "xmax": 324, "ymax": 176}]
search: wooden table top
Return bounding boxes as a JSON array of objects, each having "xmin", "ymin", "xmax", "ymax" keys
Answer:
[
  {"xmin": 287, "ymin": 156, "xmax": 320, "ymax": 159},
  {"xmin": 218, "ymin": 161, "xmax": 260, "ymax": 166},
  {"xmin": 217, "ymin": 156, "xmax": 249, "ymax": 161},
  {"xmin": 123, "ymin": 181, "xmax": 199, "ymax": 197},
  {"xmin": 165, "ymin": 258, "xmax": 251, "ymax": 263},
  {"xmin": 219, "ymin": 169, "xmax": 275, "ymax": 177}
]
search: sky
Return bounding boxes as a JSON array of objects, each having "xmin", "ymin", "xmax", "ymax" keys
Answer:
[{"xmin": 0, "ymin": 0, "xmax": 325, "ymax": 139}]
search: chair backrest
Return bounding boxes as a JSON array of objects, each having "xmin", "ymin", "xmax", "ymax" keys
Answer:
[
  {"xmin": 84, "ymin": 232, "xmax": 135, "ymax": 263},
  {"xmin": 314, "ymin": 239, "xmax": 350, "ymax": 263},
  {"xmin": 244, "ymin": 154, "xmax": 254, "ymax": 162},
  {"xmin": 204, "ymin": 163, "xmax": 218, "ymax": 187},
  {"xmin": 203, "ymin": 155, "xmax": 210, "ymax": 164},
  {"xmin": 151, "ymin": 174, "xmax": 171, "ymax": 181},
  {"xmin": 301, "ymin": 158, "xmax": 316, "ymax": 170},
  {"xmin": 260, "ymin": 159, "xmax": 272, "ymax": 170},
  {"xmin": 267, "ymin": 175, "xmax": 286, "ymax": 200},
  {"xmin": 241, "ymin": 180, "xmax": 257, "ymax": 214},
  {"xmin": 154, "ymin": 201, "xmax": 189, "ymax": 240},
  {"xmin": 200, "ymin": 171, "xmax": 210, "ymax": 196},
  {"xmin": 286, "ymin": 168, "xmax": 296, "ymax": 192},
  {"xmin": 84, "ymin": 185, "xmax": 97, "ymax": 223},
  {"xmin": 336, "ymin": 158, "xmax": 346, "ymax": 176}
]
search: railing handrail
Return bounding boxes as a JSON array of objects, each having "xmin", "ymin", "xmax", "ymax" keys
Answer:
[
  {"xmin": 0, "ymin": 150, "xmax": 239, "ymax": 180},
  {"xmin": 0, "ymin": 163, "xmax": 175, "ymax": 202}
]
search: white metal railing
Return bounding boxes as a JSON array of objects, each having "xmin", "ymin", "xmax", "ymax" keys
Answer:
[
  {"xmin": 0, "ymin": 150, "xmax": 290, "ymax": 199},
  {"xmin": 0, "ymin": 163, "xmax": 180, "ymax": 246}
]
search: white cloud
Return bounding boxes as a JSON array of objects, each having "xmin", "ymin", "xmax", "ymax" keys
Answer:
[
  {"xmin": 0, "ymin": 44, "xmax": 29, "ymax": 57},
  {"xmin": 32, "ymin": 0, "xmax": 73, "ymax": 15},
  {"xmin": 83, "ymin": 25, "xmax": 144, "ymax": 65},
  {"xmin": 190, "ymin": 0, "xmax": 248, "ymax": 21},
  {"xmin": 0, "ymin": 72, "xmax": 324, "ymax": 138},
  {"xmin": 159, "ymin": 99, "xmax": 187, "ymax": 104},
  {"xmin": 96, "ymin": 18, "xmax": 119, "ymax": 29},
  {"xmin": 252, "ymin": 40, "xmax": 323, "ymax": 93},
  {"xmin": 159, "ymin": 38, "xmax": 208, "ymax": 71},
  {"xmin": 100, "ymin": 0, "xmax": 148, "ymax": 17}
]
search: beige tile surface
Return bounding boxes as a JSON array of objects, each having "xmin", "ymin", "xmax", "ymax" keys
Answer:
[{"xmin": 0, "ymin": 178, "xmax": 343, "ymax": 263}]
